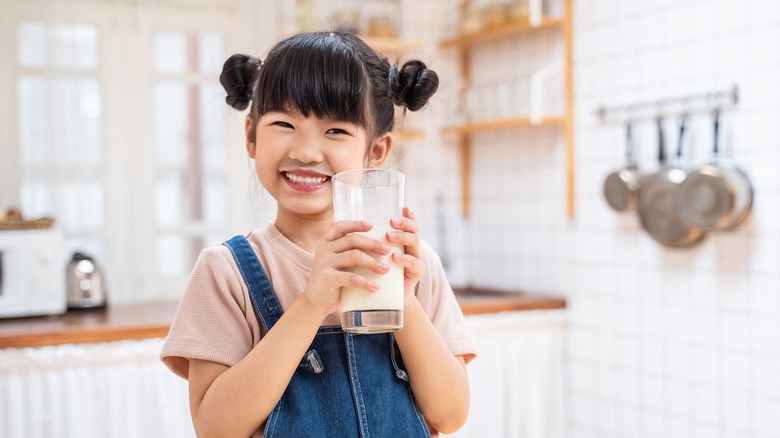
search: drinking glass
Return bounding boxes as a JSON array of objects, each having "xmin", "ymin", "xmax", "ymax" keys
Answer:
[{"xmin": 332, "ymin": 168, "xmax": 405, "ymax": 334}]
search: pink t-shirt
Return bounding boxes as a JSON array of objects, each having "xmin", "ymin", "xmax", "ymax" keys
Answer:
[{"xmin": 161, "ymin": 224, "xmax": 477, "ymax": 379}]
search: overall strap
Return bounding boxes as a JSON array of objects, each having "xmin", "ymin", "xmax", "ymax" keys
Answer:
[{"xmin": 223, "ymin": 235, "xmax": 283, "ymax": 332}]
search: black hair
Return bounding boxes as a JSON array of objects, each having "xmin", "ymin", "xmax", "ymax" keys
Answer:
[{"xmin": 219, "ymin": 31, "xmax": 438, "ymax": 142}]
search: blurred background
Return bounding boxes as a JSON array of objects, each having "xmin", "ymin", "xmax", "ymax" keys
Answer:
[{"xmin": 1, "ymin": 0, "xmax": 780, "ymax": 437}]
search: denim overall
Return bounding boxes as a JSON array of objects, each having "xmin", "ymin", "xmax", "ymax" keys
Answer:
[{"xmin": 224, "ymin": 235, "xmax": 431, "ymax": 438}]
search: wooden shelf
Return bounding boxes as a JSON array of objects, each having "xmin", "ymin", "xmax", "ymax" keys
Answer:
[
  {"xmin": 394, "ymin": 129, "xmax": 426, "ymax": 142},
  {"xmin": 440, "ymin": 16, "xmax": 563, "ymax": 49},
  {"xmin": 439, "ymin": 0, "xmax": 574, "ymax": 220},
  {"xmin": 442, "ymin": 115, "xmax": 564, "ymax": 134},
  {"xmin": 364, "ymin": 36, "xmax": 424, "ymax": 55}
]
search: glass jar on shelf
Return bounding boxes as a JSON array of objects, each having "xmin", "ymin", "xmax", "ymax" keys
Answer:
[
  {"xmin": 514, "ymin": 76, "xmax": 531, "ymax": 118},
  {"xmin": 481, "ymin": 2, "xmax": 512, "ymax": 29},
  {"xmin": 510, "ymin": 0, "xmax": 530, "ymax": 23},
  {"xmin": 461, "ymin": 8, "xmax": 483, "ymax": 34},
  {"xmin": 495, "ymin": 80, "xmax": 516, "ymax": 120},
  {"xmin": 367, "ymin": 16, "xmax": 396, "ymax": 38}
]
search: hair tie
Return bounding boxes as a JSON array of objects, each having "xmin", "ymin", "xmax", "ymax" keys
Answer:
[
  {"xmin": 248, "ymin": 58, "xmax": 263, "ymax": 100},
  {"xmin": 388, "ymin": 63, "xmax": 400, "ymax": 90}
]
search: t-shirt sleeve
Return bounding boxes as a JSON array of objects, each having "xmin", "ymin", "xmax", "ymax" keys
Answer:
[
  {"xmin": 416, "ymin": 242, "xmax": 478, "ymax": 365},
  {"xmin": 160, "ymin": 245, "xmax": 256, "ymax": 379}
]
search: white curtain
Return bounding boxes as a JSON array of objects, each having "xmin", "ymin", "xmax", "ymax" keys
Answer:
[
  {"xmin": 0, "ymin": 338, "xmax": 193, "ymax": 438},
  {"xmin": 444, "ymin": 310, "xmax": 567, "ymax": 438}
]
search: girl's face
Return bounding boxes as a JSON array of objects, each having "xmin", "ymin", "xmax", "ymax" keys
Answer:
[{"xmin": 246, "ymin": 109, "xmax": 391, "ymax": 220}]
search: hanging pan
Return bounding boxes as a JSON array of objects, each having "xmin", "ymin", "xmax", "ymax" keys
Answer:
[
  {"xmin": 604, "ymin": 121, "xmax": 643, "ymax": 212},
  {"xmin": 676, "ymin": 109, "xmax": 753, "ymax": 231},
  {"xmin": 637, "ymin": 114, "xmax": 705, "ymax": 247}
]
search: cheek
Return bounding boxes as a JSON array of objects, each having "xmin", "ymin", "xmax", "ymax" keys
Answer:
[
  {"xmin": 335, "ymin": 156, "xmax": 368, "ymax": 172},
  {"xmin": 331, "ymin": 144, "xmax": 370, "ymax": 169},
  {"xmin": 253, "ymin": 154, "xmax": 277, "ymax": 182}
]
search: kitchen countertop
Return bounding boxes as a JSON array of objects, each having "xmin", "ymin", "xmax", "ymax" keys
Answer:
[
  {"xmin": 453, "ymin": 288, "xmax": 566, "ymax": 315},
  {"xmin": 0, "ymin": 289, "xmax": 565, "ymax": 348}
]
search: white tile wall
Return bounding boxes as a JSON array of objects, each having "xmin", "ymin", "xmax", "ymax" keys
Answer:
[{"xmin": 397, "ymin": 0, "xmax": 780, "ymax": 437}]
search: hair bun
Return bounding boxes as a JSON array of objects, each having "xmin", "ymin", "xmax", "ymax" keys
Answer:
[
  {"xmin": 219, "ymin": 54, "xmax": 262, "ymax": 111},
  {"xmin": 389, "ymin": 60, "xmax": 439, "ymax": 112}
]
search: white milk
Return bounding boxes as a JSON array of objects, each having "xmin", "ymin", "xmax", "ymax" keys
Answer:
[{"xmin": 340, "ymin": 227, "xmax": 404, "ymax": 313}]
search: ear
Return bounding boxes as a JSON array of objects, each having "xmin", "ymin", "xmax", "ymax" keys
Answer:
[
  {"xmin": 245, "ymin": 115, "xmax": 256, "ymax": 158},
  {"xmin": 366, "ymin": 132, "xmax": 393, "ymax": 168}
]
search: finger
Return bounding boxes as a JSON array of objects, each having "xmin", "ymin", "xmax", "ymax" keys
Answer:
[
  {"xmin": 399, "ymin": 207, "xmax": 421, "ymax": 259},
  {"xmin": 330, "ymin": 232, "xmax": 392, "ymax": 257},
  {"xmin": 385, "ymin": 230, "xmax": 420, "ymax": 254},
  {"xmin": 389, "ymin": 215, "xmax": 418, "ymax": 234},
  {"xmin": 334, "ymin": 270, "xmax": 382, "ymax": 293},
  {"xmin": 403, "ymin": 206, "xmax": 417, "ymax": 222},
  {"xmin": 334, "ymin": 249, "xmax": 392, "ymax": 275},
  {"xmin": 391, "ymin": 252, "xmax": 426, "ymax": 280},
  {"xmin": 324, "ymin": 220, "xmax": 373, "ymax": 241}
]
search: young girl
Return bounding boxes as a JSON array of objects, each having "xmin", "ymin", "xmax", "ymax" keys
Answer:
[{"xmin": 161, "ymin": 30, "xmax": 476, "ymax": 437}]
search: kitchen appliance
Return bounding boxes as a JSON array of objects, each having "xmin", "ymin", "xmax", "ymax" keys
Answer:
[
  {"xmin": 66, "ymin": 251, "xmax": 108, "ymax": 309},
  {"xmin": 637, "ymin": 115, "xmax": 705, "ymax": 247},
  {"xmin": 0, "ymin": 229, "xmax": 67, "ymax": 318}
]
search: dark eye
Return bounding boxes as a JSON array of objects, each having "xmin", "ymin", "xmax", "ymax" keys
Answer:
[
  {"xmin": 273, "ymin": 121, "xmax": 294, "ymax": 129},
  {"xmin": 326, "ymin": 128, "xmax": 348, "ymax": 135}
]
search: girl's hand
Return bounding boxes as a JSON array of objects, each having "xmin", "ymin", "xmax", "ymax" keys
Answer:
[
  {"xmin": 304, "ymin": 220, "xmax": 392, "ymax": 318},
  {"xmin": 386, "ymin": 206, "xmax": 426, "ymax": 303}
]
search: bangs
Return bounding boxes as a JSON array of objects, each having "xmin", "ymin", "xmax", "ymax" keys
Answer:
[{"xmin": 255, "ymin": 33, "xmax": 368, "ymax": 127}]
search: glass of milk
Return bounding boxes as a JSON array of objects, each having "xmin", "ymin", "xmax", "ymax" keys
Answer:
[{"xmin": 332, "ymin": 168, "xmax": 405, "ymax": 334}]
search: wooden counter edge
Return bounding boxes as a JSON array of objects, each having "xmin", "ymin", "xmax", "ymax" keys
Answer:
[
  {"xmin": 1, "ymin": 292, "xmax": 566, "ymax": 348},
  {"xmin": 0, "ymin": 325, "xmax": 171, "ymax": 349},
  {"xmin": 459, "ymin": 296, "xmax": 567, "ymax": 315}
]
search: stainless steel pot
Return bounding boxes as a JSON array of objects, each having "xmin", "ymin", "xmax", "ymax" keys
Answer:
[
  {"xmin": 637, "ymin": 115, "xmax": 705, "ymax": 247},
  {"xmin": 677, "ymin": 109, "xmax": 753, "ymax": 230},
  {"xmin": 604, "ymin": 122, "xmax": 643, "ymax": 212}
]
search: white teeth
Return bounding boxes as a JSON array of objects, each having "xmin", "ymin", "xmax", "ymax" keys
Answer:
[{"xmin": 285, "ymin": 172, "xmax": 328, "ymax": 185}]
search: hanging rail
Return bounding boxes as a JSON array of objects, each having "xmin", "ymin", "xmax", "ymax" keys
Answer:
[{"xmin": 594, "ymin": 84, "xmax": 739, "ymax": 123}]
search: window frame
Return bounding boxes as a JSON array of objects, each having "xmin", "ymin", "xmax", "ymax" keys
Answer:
[{"xmin": 1, "ymin": 0, "xmax": 265, "ymax": 305}]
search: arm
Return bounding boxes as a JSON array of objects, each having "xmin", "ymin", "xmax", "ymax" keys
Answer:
[
  {"xmin": 187, "ymin": 221, "xmax": 392, "ymax": 437},
  {"xmin": 188, "ymin": 295, "xmax": 326, "ymax": 437},
  {"xmin": 394, "ymin": 299, "xmax": 470, "ymax": 433},
  {"xmin": 387, "ymin": 208, "xmax": 471, "ymax": 434}
]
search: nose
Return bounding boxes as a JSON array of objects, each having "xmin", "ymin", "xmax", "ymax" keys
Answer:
[{"xmin": 288, "ymin": 137, "xmax": 324, "ymax": 164}]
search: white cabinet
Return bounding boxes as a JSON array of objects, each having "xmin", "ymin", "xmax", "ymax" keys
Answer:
[{"xmin": 444, "ymin": 310, "xmax": 567, "ymax": 438}]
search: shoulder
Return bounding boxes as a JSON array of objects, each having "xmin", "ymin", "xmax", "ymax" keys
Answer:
[
  {"xmin": 162, "ymin": 234, "xmax": 264, "ymax": 376},
  {"xmin": 194, "ymin": 228, "xmax": 278, "ymax": 283},
  {"xmin": 196, "ymin": 241, "xmax": 238, "ymax": 268},
  {"xmin": 185, "ymin": 242, "xmax": 247, "ymax": 307},
  {"xmin": 215, "ymin": 226, "xmax": 278, "ymax": 267},
  {"xmin": 191, "ymin": 238, "xmax": 255, "ymax": 287},
  {"xmin": 190, "ymin": 231, "xmax": 278, "ymax": 301}
]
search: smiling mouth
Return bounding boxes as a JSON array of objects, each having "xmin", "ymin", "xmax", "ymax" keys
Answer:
[{"xmin": 283, "ymin": 171, "xmax": 330, "ymax": 185}]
